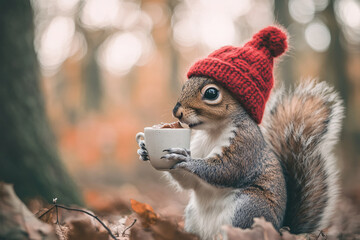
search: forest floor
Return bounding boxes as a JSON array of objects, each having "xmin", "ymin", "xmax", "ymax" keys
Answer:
[{"xmin": 1, "ymin": 172, "xmax": 360, "ymax": 240}]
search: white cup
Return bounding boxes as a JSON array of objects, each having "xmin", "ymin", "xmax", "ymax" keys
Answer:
[{"xmin": 136, "ymin": 127, "xmax": 191, "ymax": 170}]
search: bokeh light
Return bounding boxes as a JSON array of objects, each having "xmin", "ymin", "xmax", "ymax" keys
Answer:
[
  {"xmin": 335, "ymin": 0, "xmax": 360, "ymax": 46},
  {"xmin": 38, "ymin": 16, "xmax": 75, "ymax": 73},
  {"xmin": 313, "ymin": 0, "xmax": 329, "ymax": 11},
  {"xmin": 336, "ymin": 0, "xmax": 360, "ymax": 28},
  {"xmin": 245, "ymin": 1, "xmax": 274, "ymax": 30},
  {"xmin": 305, "ymin": 21, "xmax": 331, "ymax": 52},
  {"xmin": 56, "ymin": 0, "xmax": 80, "ymax": 13},
  {"xmin": 171, "ymin": 0, "xmax": 257, "ymax": 50},
  {"xmin": 289, "ymin": 0, "xmax": 315, "ymax": 24},
  {"xmin": 98, "ymin": 32, "xmax": 143, "ymax": 76},
  {"xmin": 142, "ymin": 2, "xmax": 167, "ymax": 27},
  {"xmin": 80, "ymin": 0, "xmax": 120, "ymax": 29},
  {"xmin": 70, "ymin": 32, "xmax": 88, "ymax": 61}
]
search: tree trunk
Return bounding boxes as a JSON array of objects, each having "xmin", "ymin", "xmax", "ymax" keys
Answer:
[
  {"xmin": 274, "ymin": 0, "xmax": 295, "ymax": 87},
  {"xmin": 0, "ymin": 0, "xmax": 82, "ymax": 205},
  {"xmin": 83, "ymin": 44, "xmax": 103, "ymax": 111},
  {"xmin": 322, "ymin": 0, "xmax": 359, "ymax": 183}
]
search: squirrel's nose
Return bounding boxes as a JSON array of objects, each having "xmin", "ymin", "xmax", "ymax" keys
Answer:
[{"xmin": 173, "ymin": 102, "xmax": 183, "ymax": 120}]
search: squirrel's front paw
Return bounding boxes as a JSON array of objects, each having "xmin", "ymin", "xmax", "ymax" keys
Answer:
[
  {"xmin": 137, "ymin": 141, "xmax": 149, "ymax": 161},
  {"xmin": 161, "ymin": 148, "xmax": 191, "ymax": 162},
  {"xmin": 161, "ymin": 148, "xmax": 193, "ymax": 170}
]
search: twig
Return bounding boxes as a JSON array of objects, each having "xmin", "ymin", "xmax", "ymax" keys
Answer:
[
  {"xmin": 38, "ymin": 203, "xmax": 117, "ymax": 240},
  {"xmin": 122, "ymin": 219, "xmax": 137, "ymax": 237},
  {"xmin": 316, "ymin": 230, "xmax": 327, "ymax": 240},
  {"xmin": 55, "ymin": 205, "xmax": 59, "ymax": 224},
  {"xmin": 38, "ymin": 205, "xmax": 56, "ymax": 219},
  {"xmin": 55, "ymin": 205, "xmax": 117, "ymax": 240}
]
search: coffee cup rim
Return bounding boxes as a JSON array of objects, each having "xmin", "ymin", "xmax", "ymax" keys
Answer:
[{"xmin": 144, "ymin": 127, "xmax": 190, "ymax": 131}]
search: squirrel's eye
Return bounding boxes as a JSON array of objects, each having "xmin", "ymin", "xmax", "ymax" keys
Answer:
[
  {"xmin": 201, "ymin": 84, "xmax": 222, "ymax": 105},
  {"xmin": 204, "ymin": 88, "xmax": 219, "ymax": 100}
]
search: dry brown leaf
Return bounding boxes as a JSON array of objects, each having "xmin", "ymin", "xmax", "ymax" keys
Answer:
[
  {"xmin": 130, "ymin": 199, "xmax": 158, "ymax": 228},
  {"xmin": 252, "ymin": 217, "xmax": 282, "ymax": 239},
  {"xmin": 129, "ymin": 200, "xmax": 198, "ymax": 239},
  {"xmin": 55, "ymin": 224, "xmax": 70, "ymax": 240},
  {"xmin": 0, "ymin": 182, "xmax": 57, "ymax": 240},
  {"xmin": 279, "ymin": 229, "xmax": 297, "ymax": 240},
  {"xmin": 151, "ymin": 217, "xmax": 199, "ymax": 240},
  {"xmin": 85, "ymin": 190, "xmax": 132, "ymax": 215},
  {"xmin": 220, "ymin": 218, "xmax": 323, "ymax": 240},
  {"xmin": 36, "ymin": 207, "xmax": 56, "ymax": 224},
  {"xmin": 130, "ymin": 223, "xmax": 154, "ymax": 240},
  {"xmin": 221, "ymin": 225, "xmax": 267, "ymax": 240},
  {"xmin": 96, "ymin": 198, "xmax": 132, "ymax": 215},
  {"xmin": 67, "ymin": 218, "xmax": 109, "ymax": 240},
  {"xmin": 131, "ymin": 224, "xmax": 154, "ymax": 240},
  {"xmin": 220, "ymin": 217, "xmax": 286, "ymax": 240}
]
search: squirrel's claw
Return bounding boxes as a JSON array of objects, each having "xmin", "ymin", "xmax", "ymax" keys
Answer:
[
  {"xmin": 161, "ymin": 153, "xmax": 188, "ymax": 162},
  {"xmin": 139, "ymin": 155, "xmax": 149, "ymax": 161},
  {"xmin": 161, "ymin": 148, "xmax": 192, "ymax": 169},
  {"xmin": 137, "ymin": 149, "xmax": 149, "ymax": 161},
  {"xmin": 139, "ymin": 141, "xmax": 146, "ymax": 150},
  {"xmin": 137, "ymin": 141, "xmax": 149, "ymax": 161},
  {"xmin": 163, "ymin": 148, "xmax": 191, "ymax": 157}
]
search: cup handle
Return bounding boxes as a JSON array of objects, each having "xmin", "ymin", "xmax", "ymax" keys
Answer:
[{"xmin": 136, "ymin": 132, "xmax": 145, "ymax": 144}]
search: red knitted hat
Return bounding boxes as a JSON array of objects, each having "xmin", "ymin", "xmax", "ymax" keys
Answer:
[{"xmin": 187, "ymin": 26, "xmax": 288, "ymax": 124}]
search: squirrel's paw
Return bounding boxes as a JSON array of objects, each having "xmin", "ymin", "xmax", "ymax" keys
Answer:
[
  {"xmin": 137, "ymin": 140, "xmax": 149, "ymax": 161},
  {"xmin": 161, "ymin": 148, "xmax": 191, "ymax": 163},
  {"xmin": 170, "ymin": 161, "xmax": 194, "ymax": 171}
]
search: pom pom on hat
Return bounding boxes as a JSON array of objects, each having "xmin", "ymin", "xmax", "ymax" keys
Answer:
[
  {"xmin": 187, "ymin": 26, "xmax": 288, "ymax": 124},
  {"xmin": 245, "ymin": 26, "xmax": 288, "ymax": 57}
]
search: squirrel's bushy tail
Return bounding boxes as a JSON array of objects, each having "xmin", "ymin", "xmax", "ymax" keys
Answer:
[{"xmin": 261, "ymin": 80, "xmax": 344, "ymax": 234}]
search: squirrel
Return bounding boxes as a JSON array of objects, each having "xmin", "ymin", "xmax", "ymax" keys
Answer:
[{"xmin": 137, "ymin": 26, "xmax": 344, "ymax": 240}]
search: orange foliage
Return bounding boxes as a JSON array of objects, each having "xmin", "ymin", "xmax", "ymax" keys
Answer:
[
  {"xmin": 130, "ymin": 199, "xmax": 158, "ymax": 228},
  {"xmin": 58, "ymin": 108, "xmax": 141, "ymax": 170}
]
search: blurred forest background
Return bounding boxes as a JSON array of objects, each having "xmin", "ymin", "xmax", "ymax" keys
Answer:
[{"xmin": 1, "ymin": 0, "xmax": 360, "ymax": 215}]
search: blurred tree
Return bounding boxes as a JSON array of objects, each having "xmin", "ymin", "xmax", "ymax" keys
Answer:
[
  {"xmin": 322, "ymin": 1, "xmax": 349, "ymax": 103},
  {"xmin": 0, "ymin": 0, "xmax": 82, "ymax": 205},
  {"xmin": 167, "ymin": 0, "xmax": 181, "ymax": 94},
  {"xmin": 322, "ymin": 0, "xmax": 359, "ymax": 181},
  {"xmin": 274, "ymin": 0, "xmax": 295, "ymax": 87},
  {"xmin": 81, "ymin": 30, "xmax": 106, "ymax": 111}
]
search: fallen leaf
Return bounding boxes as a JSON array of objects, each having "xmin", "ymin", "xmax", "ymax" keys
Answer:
[
  {"xmin": 220, "ymin": 217, "xmax": 295, "ymax": 240},
  {"xmin": 151, "ymin": 217, "xmax": 199, "ymax": 240},
  {"xmin": 221, "ymin": 224, "xmax": 266, "ymax": 240},
  {"xmin": 129, "ymin": 199, "xmax": 198, "ymax": 239},
  {"xmin": 130, "ymin": 224, "xmax": 154, "ymax": 240},
  {"xmin": 36, "ymin": 207, "xmax": 56, "ymax": 224},
  {"xmin": 130, "ymin": 199, "xmax": 158, "ymax": 228},
  {"xmin": 220, "ymin": 218, "xmax": 329, "ymax": 240},
  {"xmin": 55, "ymin": 224, "xmax": 69, "ymax": 240},
  {"xmin": 67, "ymin": 218, "xmax": 109, "ymax": 240},
  {"xmin": 0, "ymin": 182, "xmax": 57, "ymax": 240}
]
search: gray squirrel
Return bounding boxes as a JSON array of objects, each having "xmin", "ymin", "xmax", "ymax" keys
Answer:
[{"xmin": 137, "ymin": 26, "xmax": 344, "ymax": 239}]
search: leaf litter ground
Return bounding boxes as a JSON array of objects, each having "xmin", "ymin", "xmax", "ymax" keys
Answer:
[{"xmin": 1, "ymin": 182, "xmax": 360, "ymax": 240}]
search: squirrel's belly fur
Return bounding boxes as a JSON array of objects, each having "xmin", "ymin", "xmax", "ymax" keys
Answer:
[
  {"xmin": 190, "ymin": 122, "xmax": 237, "ymax": 159},
  {"xmin": 185, "ymin": 189, "xmax": 239, "ymax": 240},
  {"xmin": 186, "ymin": 124, "xmax": 239, "ymax": 239},
  {"xmin": 165, "ymin": 121, "xmax": 240, "ymax": 239}
]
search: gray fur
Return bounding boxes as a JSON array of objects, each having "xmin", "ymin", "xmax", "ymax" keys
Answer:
[{"xmin": 261, "ymin": 79, "xmax": 344, "ymax": 233}]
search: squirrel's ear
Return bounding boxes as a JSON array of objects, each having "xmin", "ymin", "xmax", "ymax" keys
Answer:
[{"xmin": 245, "ymin": 26, "xmax": 288, "ymax": 58}]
